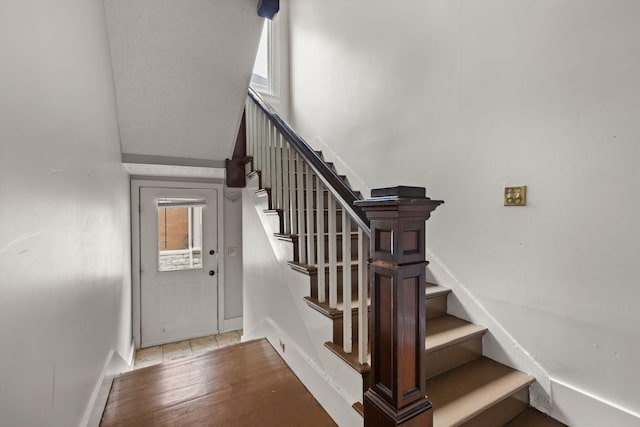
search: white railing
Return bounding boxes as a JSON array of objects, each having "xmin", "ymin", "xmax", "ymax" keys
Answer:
[{"xmin": 246, "ymin": 89, "xmax": 371, "ymax": 365}]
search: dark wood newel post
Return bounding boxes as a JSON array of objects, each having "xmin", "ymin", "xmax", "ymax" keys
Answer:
[{"xmin": 355, "ymin": 186, "xmax": 443, "ymax": 427}]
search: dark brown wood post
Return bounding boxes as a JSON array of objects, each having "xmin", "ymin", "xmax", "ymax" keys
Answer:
[
  {"xmin": 355, "ymin": 186, "xmax": 443, "ymax": 427},
  {"xmin": 226, "ymin": 109, "xmax": 249, "ymax": 188}
]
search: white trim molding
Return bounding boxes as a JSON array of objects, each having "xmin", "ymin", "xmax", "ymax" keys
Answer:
[
  {"xmin": 250, "ymin": 0, "xmax": 290, "ymax": 120},
  {"xmin": 548, "ymin": 378, "xmax": 640, "ymax": 427},
  {"xmin": 425, "ymin": 251, "xmax": 640, "ymax": 425},
  {"xmin": 223, "ymin": 316, "xmax": 244, "ymax": 333},
  {"xmin": 81, "ymin": 340, "xmax": 134, "ymax": 427}
]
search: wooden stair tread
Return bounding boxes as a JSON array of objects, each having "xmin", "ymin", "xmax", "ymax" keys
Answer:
[
  {"xmin": 288, "ymin": 261, "xmax": 359, "ymax": 274},
  {"xmin": 504, "ymin": 408, "xmax": 567, "ymax": 427},
  {"xmin": 425, "ymin": 357, "xmax": 535, "ymax": 427},
  {"xmin": 352, "ymin": 402, "xmax": 364, "ymax": 417},
  {"xmin": 274, "ymin": 231, "xmax": 359, "ymax": 239},
  {"xmin": 324, "ymin": 342, "xmax": 370, "ymax": 374},
  {"xmin": 425, "ymin": 314, "xmax": 486, "ymax": 353},
  {"xmin": 425, "ymin": 283, "xmax": 451, "ymax": 299},
  {"xmin": 304, "ymin": 296, "xmax": 370, "ymax": 318},
  {"xmin": 274, "ymin": 233, "xmax": 296, "ymax": 241}
]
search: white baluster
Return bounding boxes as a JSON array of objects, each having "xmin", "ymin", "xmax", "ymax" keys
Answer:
[
  {"xmin": 245, "ymin": 100, "xmax": 251, "ymax": 158},
  {"xmin": 275, "ymin": 133, "xmax": 283, "ymax": 210},
  {"xmin": 253, "ymin": 104, "xmax": 257, "ymax": 164},
  {"xmin": 266, "ymin": 122, "xmax": 273, "ymax": 190},
  {"xmin": 262, "ymin": 114, "xmax": 268, "ymax": 187},
  {"xmin": 270, "ymin": 124, "xmax": 277, "ymax": 206},
  {"xmin": 342, "ymin": 211, "xmax": 352, "ymax": 353},
  {"xmin": 316, "ymin": 181, "xmax": 325, "ymax": 303},
  {"xmin": 358, "ymin": 228, "xmax": 368, "ymax": 364},
  {"xmin": 282, "ymin": 139, "xmax": 290, "ymax": 234},
  {"xmin": 249, "ymin": 102, "xmax": 255, "ymax": 160},
  {"xmin": 289, "ymin": 149, "xmax": 297, "ymax": 235},
  {"xmin": 297, "ymin": 159, "xmax": 307, "ymax": 264},
  {"xmin": 306, "ymin": 172, "xmax": 315, "ymax": 266},
  {"xmin": 253, "ymin": 107, "xmax": 259, "ymax": 173},
  {"xmin": 328, "ymin": 195, "xmax": 337, "ymax": 309},
  {"xmin": 258, "ymin": 110, "xmax": 267, "ymax": 179}
]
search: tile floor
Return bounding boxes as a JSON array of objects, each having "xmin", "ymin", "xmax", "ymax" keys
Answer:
[{"xmin": 133, "ymin": 329, "xmax": 242, "ymax": 370}]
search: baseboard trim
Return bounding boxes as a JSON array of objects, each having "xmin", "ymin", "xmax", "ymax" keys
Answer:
[
  {"xmin": 548, "ymin": 378, "xmax": 640, "ymax": 427},
  {"xmin": 81, "ymin": 341, "xmax": 134, "ymax": 427},
  {"xmin": 425, "ymin": 250, "xmax": 551, "ymax": 395},
  {"xmin": 425, "ymin": 254, "xmax": 640, "ymax": 424},
  {"xmin": 223, "ymin": 316, "xmax": 243, "ymax": 332}
]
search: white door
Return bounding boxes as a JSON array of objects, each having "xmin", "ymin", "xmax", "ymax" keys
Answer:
[{"xmin": 140, "ymin": 187, "xmax": 219, "ymax": 347}]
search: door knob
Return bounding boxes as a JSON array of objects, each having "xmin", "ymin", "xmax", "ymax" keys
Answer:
[
  {"xmin": 209, "ymin": 270, "xmax": 215, "ymax": 276},
  {"xmin": 209, "ymin": 250, "xmax": 215, "ymax": 255}
]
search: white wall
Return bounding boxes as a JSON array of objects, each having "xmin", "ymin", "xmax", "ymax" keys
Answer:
[
  {"xmin": 288, "ymin": 0, "xmax": 640, "ymax": 423},
  {"xmin": 0, "ymin": 1, "xmax": 132, "ymax": 426}
]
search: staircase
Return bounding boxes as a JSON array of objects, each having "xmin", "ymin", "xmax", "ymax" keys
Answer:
[{"xmin": 243, "ymin": 89, "xmax": 565, "ymax": 427}]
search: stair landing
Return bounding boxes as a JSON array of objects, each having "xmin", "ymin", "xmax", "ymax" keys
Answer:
[{"xmin": 100, "ymin": 339, "xmax": 336, "ymax": 426}]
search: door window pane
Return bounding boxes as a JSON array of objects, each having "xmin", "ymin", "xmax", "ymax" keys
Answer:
[{"xmin": 157, "ymin": 199, "xmax": 204, "ymax": 271}]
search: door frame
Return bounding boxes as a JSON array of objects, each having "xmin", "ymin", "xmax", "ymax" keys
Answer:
[{"xmin": 131, "ymin": 179, "xmax": 224, "ymax": 349}]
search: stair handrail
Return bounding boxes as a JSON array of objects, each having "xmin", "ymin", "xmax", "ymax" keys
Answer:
[
  {"xmin": 248, "ymin": 88, "xmax": 370, "ymax": 236},
  {"xmin": 245, "ymin": 88, "xmax": 443, "ymax": 427}
]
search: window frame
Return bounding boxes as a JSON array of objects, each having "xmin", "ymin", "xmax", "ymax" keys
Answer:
[{"xmin": 251, "ymin": 17, "xmax": 281, "ymax": 101}]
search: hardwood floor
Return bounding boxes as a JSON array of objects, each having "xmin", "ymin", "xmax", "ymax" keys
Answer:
[{"xmin": 101, "ymin": 338, "xmax": 336, "ymax": 426}]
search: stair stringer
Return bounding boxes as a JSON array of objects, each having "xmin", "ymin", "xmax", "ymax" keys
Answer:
[
  {"xmin": 424, "ymin": 249, "xmax": 553, "ymax": 413},
  {"xmin": 242, "ymin": 174, "xmax": 363, "ymax": 427}
]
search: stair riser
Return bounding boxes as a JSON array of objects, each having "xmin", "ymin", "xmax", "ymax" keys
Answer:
[
  {"xmin": 286, "ymin": 187, "xmax": 362, "ymax": 204},
  {"xmin": 289, "ymin": 188, "xmax": 361, "ymax": 205},
  {"xmin": 426, "ymin": 293, "xmax": 448, "ymax": 319},
  {"xmin": 280, "ymin": 174, "xmax": 345, "ymax": 191},
  {"xmin": 286, "ymin": 188, "xmax": 330, "ymax": 205},
  {"xmin": 459, "ymin": 387, "xmax": 529, "ymax": 427},
  {"xmin": 426, "ymin": 335, "xmax": 483, "ymax": 380},
  {"xmin": 332, "ymin": 311, "xmax": 369, "ymax": 348},
  {"xmin": 285, "ymin": 170, "xmax": 343, "ymax": 181},
  {"xmin": 268, "ymin": 209, "xmax": 358, "ymax": 234},
  {"xmin": 309, "ymin": 267, "xmax": 363, "ymax": 303},
  {"xmin": 294, "ymin": 210, "xmax": 358, "ymax": 234},
  {"xmin": 263, "ymin": 210, "xmax": 284, "ymax": 232},
  {"xmin": 288, "ymin": 234, "xmax": 359, "ymax": 263}
]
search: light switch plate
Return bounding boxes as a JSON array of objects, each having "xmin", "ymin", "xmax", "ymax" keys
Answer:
[
  {"xmin": 228, "ymin": 247, "xmax": 237, "ymax": 257},
  {"xmin": 504, "ymin": 186, "xmax": 527, "ymax": 206}
]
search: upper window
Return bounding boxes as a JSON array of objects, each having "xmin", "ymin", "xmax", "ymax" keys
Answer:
[{"xmin": 251, "ymin": 21, "xmax": 270, "ymax": 93}]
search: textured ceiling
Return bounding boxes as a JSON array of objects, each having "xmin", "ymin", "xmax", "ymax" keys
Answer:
[{"xmin": 105, "ymin": 0, "xmax": 263, "ymax": 162}]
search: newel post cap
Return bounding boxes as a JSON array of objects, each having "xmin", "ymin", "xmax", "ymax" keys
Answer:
[
  {"xmin": 371, "ymin": 186, "xmax": 427, "ymax": 198},
  {"xmin": 354, "ymin": 186, "xmax": 444, "ymax": 212}
]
